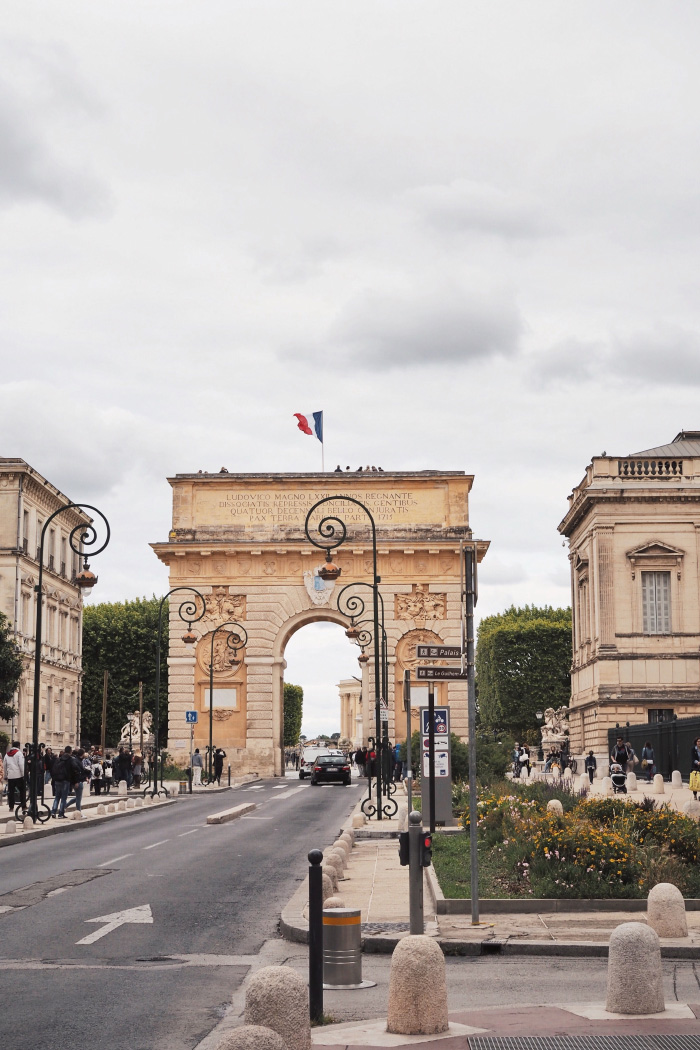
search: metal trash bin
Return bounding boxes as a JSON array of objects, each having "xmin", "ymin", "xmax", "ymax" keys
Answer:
[
  {"xmin": 322, "ymin": 908, "xmax": 375, "ymax": 990},
  {"xmin": 179, "ymin": 778, "xmax": 188, "ymax": 795}
]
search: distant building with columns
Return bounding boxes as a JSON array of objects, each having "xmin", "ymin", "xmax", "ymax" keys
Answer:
[
  {"xmin": 338, "ymin": 677, "xmax": 363, "ymax": 746},
  {"xmin": 559, "ymin": 432, "xmax": 700, "ymax": 753}
]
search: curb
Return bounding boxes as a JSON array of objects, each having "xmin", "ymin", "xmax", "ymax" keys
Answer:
[{"xmin": 0, "ymin": 798, "xmax": 177, "ymax": 848}]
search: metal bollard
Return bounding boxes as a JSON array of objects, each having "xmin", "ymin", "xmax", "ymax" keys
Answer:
[
  {"xmin": 228, "ymin": 764, "xmax": 231, "ymax": 787},
  {"xmin": 322, "ymin": 908, "xmax": 375, "ymax": 989},
  {"xmin": 308, "ymin": 849, "xmax": 324, "ymax": 1023},
  {"xmin": 179, "ymin": 778, "xmax": 188, "ymax": 795}
]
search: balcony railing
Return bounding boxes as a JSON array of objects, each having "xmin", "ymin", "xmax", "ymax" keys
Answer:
[{"xmin": 618, "ymin": 459, "xmax": 684, "ymax": 478}]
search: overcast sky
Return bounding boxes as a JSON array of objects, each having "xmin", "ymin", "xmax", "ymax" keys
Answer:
[{"xmin": 3, "ymin": 3, "xmax": 700, "ymax": 735}]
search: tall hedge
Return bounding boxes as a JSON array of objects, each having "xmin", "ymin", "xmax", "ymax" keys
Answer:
[
  {"xmin": 81, "ymin": 597, "xmax": 167, "ymax": 746},
  {"xmin": 283, "ymin": 682, "xmax": 303, "ymax": 746},
  {"xmin": 476, "ymin": 605, "xmax": 572, "ymax": 738}
]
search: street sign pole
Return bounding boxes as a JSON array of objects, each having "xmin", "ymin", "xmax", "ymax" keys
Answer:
[
  {"xmin": 464, "ymin": 542, "xmax": 480, "ymax": 925},
  {"xmin": 404, "ymin": 669, "xmax": 412, "ymax": 810},
  {"xmin": 428, "ymin": 684, "xmax": 436, "ymax": 835}
]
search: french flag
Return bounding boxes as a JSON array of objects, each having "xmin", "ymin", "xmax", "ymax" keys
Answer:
[{"xmin": 294, "ymin": 411, "xmax": 323, "ymax": 443}]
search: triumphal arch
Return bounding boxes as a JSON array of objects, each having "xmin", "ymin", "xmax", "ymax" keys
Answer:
[{"xmin": 151, "ymin": 470, "xmax": 488, "ymax": 776}]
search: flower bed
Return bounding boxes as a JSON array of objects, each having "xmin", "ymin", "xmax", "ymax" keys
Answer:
[{"xmin": 432, "ymin": 784, "xmax": 700, "ymax": 899}]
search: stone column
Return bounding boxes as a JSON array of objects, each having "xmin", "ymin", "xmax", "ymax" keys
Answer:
[{"xmin": 596, "ymin": 526, "xmax": 615, "ymax": 649}]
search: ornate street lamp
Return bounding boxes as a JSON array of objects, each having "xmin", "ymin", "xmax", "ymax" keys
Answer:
[
  {"xmin": 149, "ymin": 587, "xmax": 205, "ymax": 798},
  {"xmin": 305, "ymin": 496, "xmax": 386, "ymax": 820},
  {"xmin": 206, "ymin": 620, "xmax": 247, "ymax": 783},
  {"xmin": 21, "ymin": 504, "xmax": 110, "ymax": 824}
]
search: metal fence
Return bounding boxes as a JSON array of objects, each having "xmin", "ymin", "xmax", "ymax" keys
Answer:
[{"xmin": 607, "ymin": 715, "xmax": 700, "ymax": 779}]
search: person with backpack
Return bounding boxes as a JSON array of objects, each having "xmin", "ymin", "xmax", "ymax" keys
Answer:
[
  {"xmin": 103, "ymin": 756, "xmax": 113, "ymax": 794},
  {"xmin": 584, "ymin": 750, "xmax": 597, "ymax": 784},
  {"xmin": 641, "ymin": 741, "xmax": 656, "ymax": 782}
]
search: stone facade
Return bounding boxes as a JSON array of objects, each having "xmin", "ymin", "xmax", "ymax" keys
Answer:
[
  {"xmin": 0, "ymin": 459, "xmax": 89, "ymax": 747},
  {"xmin": 151, "ymin": 470, "xmax": 488, "ymax": 776},
  {"xmin": 558, "ymin": 432, "xmax": 700, "ymax": 752},
  {"xmin": 338, "ymin": 677, "xmax": 362, "ymax": 746}
]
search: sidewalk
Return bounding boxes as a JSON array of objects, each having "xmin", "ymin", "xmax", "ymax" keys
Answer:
[{"xmin": 281, "ymin": 788, "xmax": 700, "ymax": 958}]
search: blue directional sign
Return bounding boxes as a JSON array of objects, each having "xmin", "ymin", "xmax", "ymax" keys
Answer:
[{"xmin": 185, "ymin": 711, "xmax": 198, "ymax": 724}]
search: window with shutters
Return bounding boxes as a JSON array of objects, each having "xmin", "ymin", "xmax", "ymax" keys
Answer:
[{"xmin": 641, "ymin": 571, "xmax": 671, "ymax": 634}]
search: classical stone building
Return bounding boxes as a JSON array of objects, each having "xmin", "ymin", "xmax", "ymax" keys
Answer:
[
  {"xmin": 338, "ymin": 677, "xmax": 363, "ymax": 746},
  {"xmin": 559, "ymin": 432, "xmax": 700, "ymax": 752},
  {"xmin": 0, "ymin": 459, "xmax": 89, "ymax": 747},
  {"xmin": 151, "ymin": 470, "xmax": 487, "ymax": 776}
]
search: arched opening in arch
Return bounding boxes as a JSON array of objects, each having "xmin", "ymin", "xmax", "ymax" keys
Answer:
[{"xmin": 275, "ymin": 610, "xmax": 367, "ymax": 764}]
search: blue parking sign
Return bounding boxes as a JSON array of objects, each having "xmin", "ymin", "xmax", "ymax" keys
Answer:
[{"xmin": 185, "ymin": 711, "xmax": 198, "ymax": 724}]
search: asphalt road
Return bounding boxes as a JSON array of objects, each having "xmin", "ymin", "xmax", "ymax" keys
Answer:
[{"xmin": 0, "ymin": 775, "xmax": 363, "ymax": 1050}]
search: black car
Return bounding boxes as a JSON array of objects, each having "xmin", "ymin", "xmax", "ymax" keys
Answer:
[{"xmin": 310, "ymin": 755, "xmax": 352, "ymax": 786}]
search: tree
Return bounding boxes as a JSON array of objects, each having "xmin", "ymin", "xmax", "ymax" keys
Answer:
[
  {"xmin": 0, "ymin": 612, "xmax": 23, "ymax": 723},
  {"xmin": 476, "ymin": 605, "xmax": 572, "ymax": 739},
  {"xmin": 81, "ymin": 597, "xmax": 168, "ymax": 746},
  {"xmin": 283, "ymin": 682, "xmax": 303, "ymax": 746}
]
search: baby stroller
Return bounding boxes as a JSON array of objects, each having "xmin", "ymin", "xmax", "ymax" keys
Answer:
[{"xmin": 610, "ymin": 762, "xmax": 627, "ymax": 794}]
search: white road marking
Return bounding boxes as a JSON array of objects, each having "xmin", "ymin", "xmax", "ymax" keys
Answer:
[
  {"xmin": 240, "ymin": 816, "xmax": 273, "ymax": 820},
  {"xmin": 142, "ymin": 839, "xmax": 169, "ymax": 850},
  {"xmin": 76, "ymin": 904, "xmax": 153, "ymax": 945},
  {"xmin": 272, "ymin": 785, "xmax": 288, "ymax": 789},
  {"xmin": 245, "ymin": 785, "xmax": 264, "ymax": 791},
  {"xmin": 98, "ymin": 853, "xmax": 133, "ymax": 867},
  {"xmin": 178, "ymin": 829, "xmax": 199, "ymax": 837},
  {"xmin": 266, "ymin": 786, "xmax": 305, "ymax": 801}
]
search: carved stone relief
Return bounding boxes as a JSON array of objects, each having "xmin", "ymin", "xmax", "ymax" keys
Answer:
[
  {"xmin": 395, "ymin": 629, "xmax": 445, "ymax": 671},
  {"xmin": 395, "ymin": 584, "xmax": 446, "ymax": 624},
  {"xmin": 304, "ymin": 566, "xmax": 336, "ymax": 606},
  {"xmin": 201, "ymin": 587, "xmax": 246, "ymax": 627},
  {"xmin": 197, "ymin": 629, "xmax": 245, "ymax": 673}
]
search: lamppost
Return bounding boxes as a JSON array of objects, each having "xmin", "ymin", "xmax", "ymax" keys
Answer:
[
  {"xmin": 207, "ymin": 620, "xmax": 247, "ymax": 783},
  {"xmin": 304, "ymin": 496, "xmax": 385, "ymax": 819},
  {"xmin": 20, "ymin": 503, "xmax": 110, "ymax": 824},
  {"xmin": 149, "ymin": 587, "xmax": 205, "ymax": 798}
]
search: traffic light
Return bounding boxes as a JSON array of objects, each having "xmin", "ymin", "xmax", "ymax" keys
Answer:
[
  {"xmin": 398, "ymin": 831, "xmax": 409, "ymax": 866},
  {"xmin": 420, "ymin": 832, "xmax": 432, "ymax": 867}
]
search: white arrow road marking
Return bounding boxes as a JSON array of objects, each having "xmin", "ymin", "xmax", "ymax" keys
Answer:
[{"xmin": 76, "ymin": 904, "xmax": 153, "ymax": 945}]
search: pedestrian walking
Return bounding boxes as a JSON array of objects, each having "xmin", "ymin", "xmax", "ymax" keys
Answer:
[
  {"xmin": 213, "ymin": 748, "xmax": 226, "ymax": 785},
  {"xmin": 610, "ymin": 735, "xmax": 630, "ymax": 773},
  {"xmin": 192, "ymin": 748, "xmax": 203, "ymax": 786},
  {"xmin": 625, "ymin": 741, "xmax": 638, "ymax": 774},
  {"xmin": 103, "ymin": 756, "xmax": 113, "ymax": 794},
  {"xmin": 3, "ymin": 740, "xmax": 26, "ymax": 813},
  {"xmin": 65, "ymin": 749, "xmax": 90, "ymax": 813},
  {"xmin": 92, "ymin": 758, "xmax": 104, "ymax": 796},
  {"xmin": 690, "ymin": 738, "xmax": 700, "ymax": 799},
  {"xmin": 584, "ymin": 750, "xmax": 597, "ymax": 784},
  {"xmin": 641, "ymin": 741, "xmax": 656, "ymax": 782},
  {"xmin": 354, "ymin": 746, "xmax": 365, "ymax": 777},
  {"xmin": 392, "ymin": 741, "xmax": 403, "ymax": 781},
  {"xmin": 50, "ymin": 747, "xmax": 75, "ymax": 818}
]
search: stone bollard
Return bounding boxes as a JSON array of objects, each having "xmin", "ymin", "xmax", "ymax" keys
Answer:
[
  {"xmin": 606, "ymin": 922, "xmax": 664, "ymax": 1014},
  {"xmin": 118, "ymin": 801, "xmax": 127, "ymax": 812},
  {"xmin": 324, "ymin": 895, "xmax": 345, "ymax": 908},
  {"xmin": 671, "ymin": 770, "xmax": 683, "ymax": 788},
  {"xmin": 321, "ymin": 864, "xmax": 338, "ymax": 891},
  {"xmin": 244, "ymin": 965, "xmax": 311, "ymax": 1050},
  {"xmin": 325, "ymin": 850, "xmax": 345, "ymax": 873},
  {"xmin": 340, "ymin": 828, "xmax": 354, "ymax": 845},
  {"xmin": 647, "ymin": 882, "xmax": 688, "ymax": 938},
  {"xmin": 626, "ymin": 772, "xmax": 638, "ymax": 792},
  {"xmin": 217, "ymin": 1026, "xmax": 286, "ymax": 1050},
  {"xmin": 135, "ymin": 797, "xmax": 143, "ymax": 807},
  {"xmin": 578, "ymin": 773, "xmax": 588, "ymax": 792},
  {"xmin": 332, "ymin": 839, "xmax": 350, "ymax": 860},
  {"xmin": 653, "ymin": 773, "xmax": 665, "ymax": 794},
  {"xmin": 117, "ymin": 780, "xmax": 128, "ymax": 795},
  {"xmin": 398, "ymin": 803, "xmax": 408, "ymax": 831},
  {"xmin": 562, "ymin": 767, "xmax": 572, "ymax": 781},
  {"xmin": 23, "ymin": 816, "xmax": 34, "ymax": 831},
  {"xmin": 96, "ymin": 804, "xmax": 106, "ymax": 815},
  {"xmin": 351, "ymin": 813, "xmax": 365, "ymax": 828},
  {"xmin": 601, "ymin": 776, "xmax": 613, "ymax": 796},
  {"xmin": 387, "ymin": 935, "xmax": 449, "ymax": 1035},
  {"xmin": 70, "ymin": 810, "xmax": 83, "ymax": 820},
  {"xmin": 6, "ymin": 820, "xmax": 18, "ymax": 834},
  {"xmin": 546, "ymin": 799, "xmax": 563, "ymax": 816},
  {"xmin": 126, "ymin": 799, "xmax": 136, "ymax": 809},
  {"xmin": 321, "ymin": 873, "xmax": 334, "ymax": 904},
  {"xmin": 682, "ymin": 800, "xmax": 700, "ymax": 820}
]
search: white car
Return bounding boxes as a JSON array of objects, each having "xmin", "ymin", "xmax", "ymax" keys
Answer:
[{"xmin": 299, "ymin": 746, "xmax": 331, "ymax": 779}]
